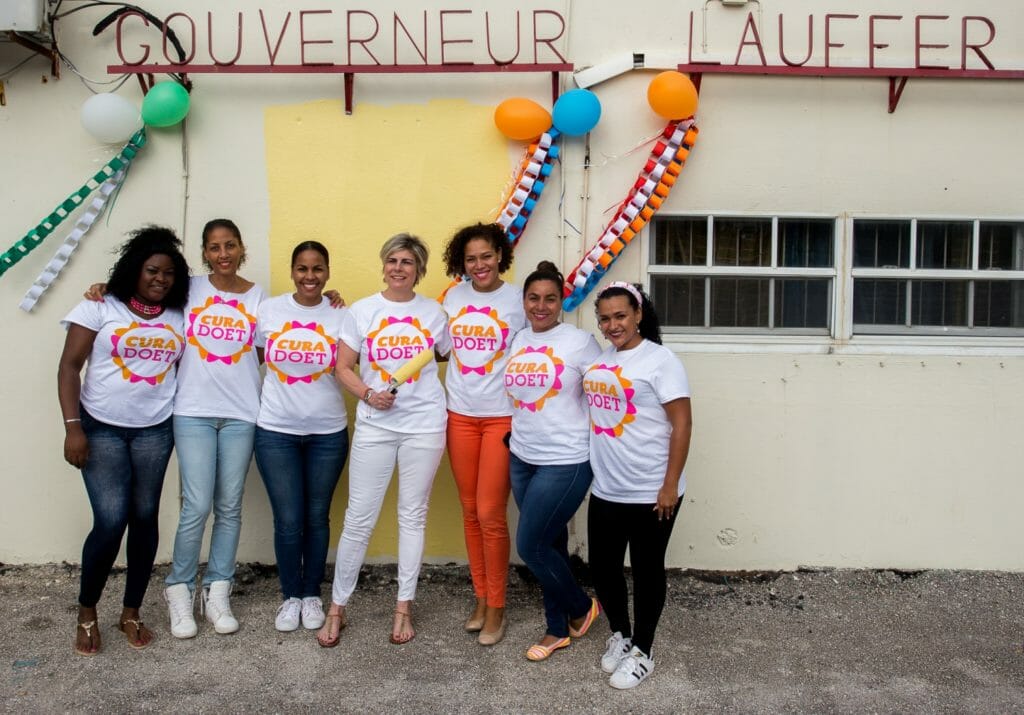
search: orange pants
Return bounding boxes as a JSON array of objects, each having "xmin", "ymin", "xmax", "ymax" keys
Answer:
[{"xmin": 446, "ymin": 411, "xmax": 511, "ymax": 608}]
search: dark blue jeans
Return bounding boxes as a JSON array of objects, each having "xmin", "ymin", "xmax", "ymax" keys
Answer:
[
  {"xmin": 254, "ymin": 427, "xmax": 349, "ymax": 600},
  {"xmin": 78, "ymin": 409, "xmax": 174, "ymax": 609},
  {"xmin": 509, "ymin": 453, "xmax": 594, "ymax": 638}
]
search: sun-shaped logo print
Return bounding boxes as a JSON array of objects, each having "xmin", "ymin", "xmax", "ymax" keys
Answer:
[
  {"xmin": 265, "ymin": 321, "xmax": 338, "ymax": 385},
  {"xmin": 110, "ymin": 321, "xmax": 184, "ymax": 385},
  {"xmin": 504, "ymin": 345, "xmax": 565, "ymax": 412},
  {"xmin": 187, "ymin": 295, "xmax": 256, "ymax": 365},
  {"xmin": 583, "ymin": 364, "xmax": 636, "ymax": 437},
  {"xmin": 365, "ymin": 316, "xmax": 435, "ymax": 384},
  {"xmin": 449, "ymin": 305, "xmax": 510, "ymax": 376}
]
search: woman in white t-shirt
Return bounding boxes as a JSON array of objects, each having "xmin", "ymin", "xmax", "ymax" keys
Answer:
[
  {"xmin": 58, "ymin": 227, "xmax": 189, "ymax": 656},
  {"xmin": 440, "ymin": 222, "xmax": 525, "ymax": 646},
  {"xmin": 318, "ymin": 233, "xmax": 450, "ymax": 648},
  {"xmin": 504, "ymin": 261, "xmax": 603, "ymax": 662},
  {"xmin": 253, "ymin": 241, "xmax": 350, "ymax": 634},
  {"xmin": 583, "ymin": 282, "xmax": 692, "ymax": 690}
]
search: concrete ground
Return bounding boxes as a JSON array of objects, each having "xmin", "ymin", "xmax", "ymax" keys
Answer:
[{"xmin": 1, "ymin": 562, "xmax": 1022, "ymax": 714}]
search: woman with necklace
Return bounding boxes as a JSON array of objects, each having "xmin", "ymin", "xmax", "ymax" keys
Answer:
[
  {"xmin": 59, "ymin": 226, "xmax": 190, "ymax": 655},
  {"xmin": 503, "ymin": 261, "xmax": 603, "ymax": 661},
  {"xmin": 440, "ymin": 223, "xmax": 525, "ymax": 646},
  {"xmin": 583, "ymin": 282, "xmax": 692, "ymax": 689},
  {"xmin": 253, "ymin": 241, "xmax": 350, "ymax": 633},
  {"xmin": 317, "ymin": 233, "xmax": 450, "ymax": 647}
]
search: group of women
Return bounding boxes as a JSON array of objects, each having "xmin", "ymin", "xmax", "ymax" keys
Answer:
[{"xmin": 58, "ymin": 219, "xmax": 692, "ymax": 690}]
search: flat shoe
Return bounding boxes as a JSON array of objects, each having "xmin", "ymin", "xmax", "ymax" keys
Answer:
[
  {"xmin": 569, "ymin": 597, "xmax": 601, "ymax": 638},
  {"xmin": 390, "ymin": 609, "xmax": 415, "ymax": 645},
  {"xmin": 119, "ymin": 619, "xmax": 153, "ymax": 650},
  {"xmin": 317, "ymin": 612, "xmax": 346, "ymax": 648},
  {"xmin": 526, "ymin": 636, "xmax": 570, "ymax": 661},
  {"xmin": 464, "ymin": 612, "xmax": 485, "ymax": 633},
  {"xmin": 477, "ymin": 616, "xmax": 506, "ymax": 646},
  {"xmin": 74, "ymin": 620, "xmax": 99, "ymax": 657}
]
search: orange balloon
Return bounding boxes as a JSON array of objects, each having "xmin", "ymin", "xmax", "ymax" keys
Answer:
[
  {"xmin": 647, "ymin": 71, "xmax": 699, "ymax": 120},
  {"xmin": 494, "ymin": 98, "xmax": 552, "ymax": 141}
]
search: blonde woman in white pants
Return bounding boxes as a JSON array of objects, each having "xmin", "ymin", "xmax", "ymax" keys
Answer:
[{"xmin": 318, "ymin": 234, "xmax": 451, "ymax": 647}]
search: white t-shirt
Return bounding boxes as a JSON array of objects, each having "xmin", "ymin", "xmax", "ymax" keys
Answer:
[
  {"xmin": 442, "ymin": 280, "xmax": 525, "ymax": 418},
  {"xmin": 174, "ymin": 275, "xmax": 266, "ymax": 422},
  {"xmin": 255, "ymin": 294, "xmax": 348, "ymax": 436},
  {"xmin": 62, "ymin": 297, "xmax": 185, "ymax": 428},
  {"xmin": 340, "ymin": 292, "xmax": 451, "ymax": 434},
  {"xmin": 504, "ymin": 322, "xmax": 601, "ymax": 465},
  {"xmin": 584, "ymin": 340, "xmax": 691, "ymax": 503}
]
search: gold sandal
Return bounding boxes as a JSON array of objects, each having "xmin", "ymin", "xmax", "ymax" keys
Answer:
[
  {"xmin": 74, "ymin": 620, "xmax": 99, "ymax": 657},
  {"xmin": 119, "ymin": 618, "xmax": 153, "ymax": 650}
]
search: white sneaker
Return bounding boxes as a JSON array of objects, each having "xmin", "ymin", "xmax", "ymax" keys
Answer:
[
  {"xmin": 601, "ymin": 631, "xmax": 633, "ymax": 673},
  {"xmin": 164, "ymin": 583, "xmax": 198, "ymax": 639},
  {"xmin": 301, "ymin": 597, "xmax": 325, "ymax": 630},
  {"xmin": 202, "ymin": 580, "xmax": 239, "ymax": 634},
  {"xmin": 275, "ymin": 597, "xmax": 302, "ymax": 632},
  {"xmin": 609, "ymin": 646, "xmax": 655, "ymax": 689}
]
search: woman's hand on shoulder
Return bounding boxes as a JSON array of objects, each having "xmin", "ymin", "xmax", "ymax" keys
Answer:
[
  {"xmin": 325, "ymin": 289, "xmax": 346, "ymax": 308},
  {"xmin": 83, "ymin": 283, "xmax": 107, "ymax": 302}
]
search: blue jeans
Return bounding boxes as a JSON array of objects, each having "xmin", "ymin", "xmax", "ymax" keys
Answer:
[
  {"xmin": 166, "ymin": 416, "xmax": 255, "ymax": 589},
  {"xmin": 509, "ymin": 453, "xmax": 594, "ymax": 638},
  {"xmin": 78, "ymin": 409, "xmax": 174, "ymax": 609},
  {"xmin": 254, "ymin": 427, "xmax": 349, "ymax": 600}
]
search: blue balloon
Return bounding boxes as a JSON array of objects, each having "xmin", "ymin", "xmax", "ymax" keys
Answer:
[{"xmin": 552, "ymin": 89, "xmax": 601, "ymax": 136}]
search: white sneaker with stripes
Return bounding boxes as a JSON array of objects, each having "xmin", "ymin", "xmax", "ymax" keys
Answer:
[{"xmin": 609, "ymin": 646, "xmax": 655, "ymax": 689}]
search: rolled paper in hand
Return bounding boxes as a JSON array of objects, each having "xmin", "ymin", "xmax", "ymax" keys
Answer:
[{"xmin": 388, "ymin": 348, "xmax": 434, "ymax": 393}]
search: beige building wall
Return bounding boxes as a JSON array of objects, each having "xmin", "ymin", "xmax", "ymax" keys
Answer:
[{"xmin": 1, "ymin": 0, "xmax": 1021, "ymax": 569}]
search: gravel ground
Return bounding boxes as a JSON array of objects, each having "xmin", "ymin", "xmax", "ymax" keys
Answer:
[{"xmin": 1, "ymin": 563, "xmax": 1022, "ymax": 714}]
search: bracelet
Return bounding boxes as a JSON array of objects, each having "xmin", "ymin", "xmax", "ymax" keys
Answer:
[
  {"xmin": 363, "ymin": 389, "xmax": 373, "ymax": 404},
  {"xmin": 64, "ymin": 418, "xmax": 81, "ymax": 424}
]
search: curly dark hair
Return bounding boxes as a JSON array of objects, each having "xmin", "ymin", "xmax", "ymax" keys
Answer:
[
  {"xmin": 441, "ymin": 223, "xmax": 512, "ymax": 278},
  {"xmin": 106, "ymin": 226, "xmax": 190, "ymax": 310},
  {"xmin": 523, "ymin": 260, "xmax": 564, "ymax": 293},
  {"xmin": 595, "ymin": 283, "xmax": 663, "ymax": 345}
]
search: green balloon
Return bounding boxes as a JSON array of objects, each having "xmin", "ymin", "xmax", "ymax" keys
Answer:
[{"xmin": 141, "ymin": 82, "xmax": 191, "ymax": 127}]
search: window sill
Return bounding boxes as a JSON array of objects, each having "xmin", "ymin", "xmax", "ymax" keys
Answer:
[{"xmin": 662, "ymin": 333, "xmax": 1024, "ymax": 356}]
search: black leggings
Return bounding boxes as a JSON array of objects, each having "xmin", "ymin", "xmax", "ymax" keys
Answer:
[{"xmin": 586, "ymin": 493, "xmax": 680, "ymax": 656}]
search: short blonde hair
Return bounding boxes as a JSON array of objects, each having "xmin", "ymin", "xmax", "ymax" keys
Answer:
[{"xmin": 379, "ymin": 233, "xmax": 429, "ymax": 286}]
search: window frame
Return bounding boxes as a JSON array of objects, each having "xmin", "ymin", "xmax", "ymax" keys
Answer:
[{"xmin": 642, "ymin": 211, "xmax": 1024, "ymax": 353}]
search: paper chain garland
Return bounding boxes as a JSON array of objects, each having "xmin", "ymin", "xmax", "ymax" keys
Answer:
[
  {"xmin": 495, "ymin": 128, "xmax": 560, "ymax": 246},
  {"xmin": 562, "ymin": 120, "xmax": 698, "ymax": 312},
  {"xmin": 1, "ymin": 129, "xmax": 147, "ymax": 283},
  {"xmin": 437, "ymin": 128, "xmax": 560, "ymax": 302},
  {"xmin": 19, "ymin": 170, "xmax": 127, "ymax": 312}
]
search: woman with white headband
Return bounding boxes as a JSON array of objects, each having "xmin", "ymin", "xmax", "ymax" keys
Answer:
[{"xmin": 583, "ymin": 281, "xmax": 693, "ymax": 690}]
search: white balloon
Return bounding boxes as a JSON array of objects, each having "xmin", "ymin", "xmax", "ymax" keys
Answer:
[{"xmin": 80, "ymin": 93, "xmax": 143, "ymax": 144}]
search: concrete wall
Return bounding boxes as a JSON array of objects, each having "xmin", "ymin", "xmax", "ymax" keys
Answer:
[{"xmin": 1, "ymin": 0, "xmax": 1021, "ymax": 570}]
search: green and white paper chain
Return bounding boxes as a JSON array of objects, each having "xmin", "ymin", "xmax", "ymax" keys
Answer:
[
  {"xmin": 19, "ymin": 169, "xmax": 127, "ymax": 312},
  {"xmin": 0, "ymin": 129, "xmax": 147, "ymax": 280}
]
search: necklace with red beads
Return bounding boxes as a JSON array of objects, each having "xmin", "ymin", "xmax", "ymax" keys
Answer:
[{"xmin": 129, "ymin": 296, "xmax": 163, "ymax": 317}]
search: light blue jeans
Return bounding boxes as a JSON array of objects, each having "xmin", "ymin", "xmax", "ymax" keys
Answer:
[{"xmin": 166, "ymin": 416, "xmax": 255, "ymax": 589}]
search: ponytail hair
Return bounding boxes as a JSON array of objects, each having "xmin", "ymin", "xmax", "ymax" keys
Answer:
[
  {"xmin": 524, "ymin": 260, "xmax": 564, "ymax": 292},
  {"xmin": 595, "ymin": 282, "xmax": 663, "ymax": 345}
]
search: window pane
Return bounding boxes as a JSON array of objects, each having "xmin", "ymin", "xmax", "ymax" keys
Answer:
[
  {"xmin": 713, "ymin": 218, "xmax": 770, "ymax": 267},
  {"xmin": 853, "ymin": 279, "xmax": 906, "ymax": 325},
  {"xmin": 710, "ymin": 278, "xmax": 769, "ymax": 327},
  {"xmin": 853, "ymin": 220, "xmax": 910, "ymax": 268},
  {"xmin": 651, "ymin": 275, "xmax": 705, "ymax": 326},
  {"xmin": 979, "ymin": 222, "xmax": 1024, "ymax": 270},
  {"xmin": 778, "ymin": 219, "xmax": 834, "ymax": 267},
  {"xmin": 652, "ymin": 218, "xmax": 707, "ymax": 265},
  {"xmin": 912, "ymin": 280, "xmax": 968, "ymax": 326},
  {"xmin": 917, "ymin": 221, "xmax": 971, "ymax": 269},
  {"xmin": 974, "ymin": 281, "xmax": 1024, "ymax": 327},
  {"xmin": 775, "ymin": 279, "xmax": 831, "ymax": 328}
]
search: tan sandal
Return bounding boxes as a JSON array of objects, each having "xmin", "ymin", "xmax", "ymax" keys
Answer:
[
  {"xmin": 119, "ymin": 618, "xmax": 154, "ymax": 650},
  {"xmin": 74, "ymin": 620, "xmax": 99, "ymax": 657},
  {"xmin": 389, "ymin": 608, "xmax": 415, "ymax": 645},
  {"xmin": 317, "ymin": 612, "xmax": 346, "ymax": 648}
]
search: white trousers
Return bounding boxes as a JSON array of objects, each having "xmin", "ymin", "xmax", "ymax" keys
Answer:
[{"xmin": 331, "ymin": 423, "xmax": 446, "ymax": 605}]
